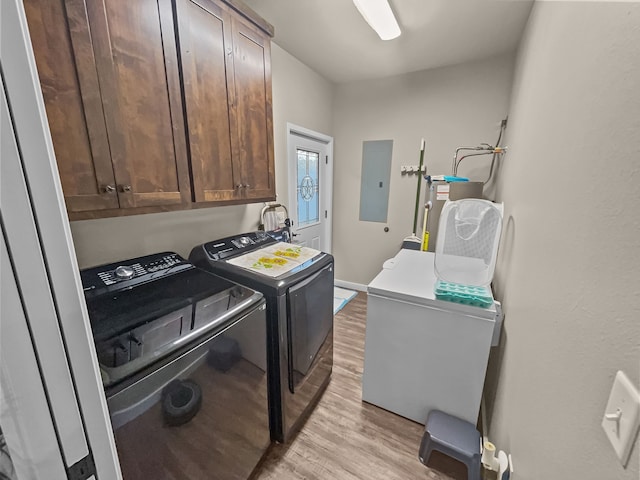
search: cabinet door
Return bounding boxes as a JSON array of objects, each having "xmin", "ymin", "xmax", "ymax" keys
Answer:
[
  {"xmin": 25, "ymin": 0, "xmax": 118, "ymax": 212},
  {"xmin": 230, "ymin": 18, "xmax": 275, "ymax": 201},
  {"xmin": 175, "ymin": 0, "xmax": 239, "ymax": 202},
  {"xmin": 86, "ymin": 0, "xmax": 191, "ymax": 208}
]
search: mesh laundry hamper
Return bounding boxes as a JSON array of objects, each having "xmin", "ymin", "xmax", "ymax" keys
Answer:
[{"xmin": 434, "ymin": 199, "xmax": 503, "ymax": 287}]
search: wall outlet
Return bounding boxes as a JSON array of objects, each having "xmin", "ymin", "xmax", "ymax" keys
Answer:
[{"xmin": 601, "ymin": 370, "xmax": 640, "ymax": 466}]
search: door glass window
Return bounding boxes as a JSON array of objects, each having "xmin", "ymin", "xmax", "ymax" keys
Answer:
[{"xmin": 296, "ymin": 149, "xmax": 320, "ymax": 226}]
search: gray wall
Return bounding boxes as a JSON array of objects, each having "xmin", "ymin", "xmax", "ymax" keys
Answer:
[
  {"xmin": 70, "ymin": 43, "xmax": 334, "ymax": 268},
  {"xmin": 332, "ymin": 54, "xmax": 514, "ymax": 285},
  {"xmin": 488, "ymin": 2, "xmax": 640, "ymax": 479},
  {"xmin": 270, "ymin": 44, "xmax": 335, "ymax": 206}
]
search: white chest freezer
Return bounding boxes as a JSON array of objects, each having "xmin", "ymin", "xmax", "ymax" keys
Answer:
[{"xmin": 362, "ymin": 249, "xmax": 502, "ymax": 425}]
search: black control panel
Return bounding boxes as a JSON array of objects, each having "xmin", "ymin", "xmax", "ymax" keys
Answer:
[
  {"xmin": 204, "ymin": 231, "xmax": 277, "ymax": 260},
  {"xmin": 81, "ymin": 252, "xmax": 193, "ymax": 299}
]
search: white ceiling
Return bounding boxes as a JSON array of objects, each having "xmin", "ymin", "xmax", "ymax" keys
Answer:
[{"xmin": 243, "ymin": 0, "xmax": 535, "ymax": 84}]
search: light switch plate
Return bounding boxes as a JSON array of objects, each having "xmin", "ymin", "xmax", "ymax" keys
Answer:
[{"xmin": 601, "ymin": 370, "xmax": 640, "ymax": 466}]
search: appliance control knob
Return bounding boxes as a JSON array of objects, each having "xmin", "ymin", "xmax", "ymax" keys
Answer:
[
  {"xmin": 239, "ymin": 236, "xmax": 250, "ymax": 246},
  {"xmin": 114, "ymin": 265, "xmax": 135, "ymax": 280}
]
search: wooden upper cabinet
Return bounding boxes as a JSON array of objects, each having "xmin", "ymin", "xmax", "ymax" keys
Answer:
[
  {"xmin": 26, "ymin": 0, "xmax": 273, "ymax": 218},
  {"xmin": 176, "ymin": 0, "xmax": 238, "ymax": 202},
  {"xmin": 86, "ymin": 0, "xmax": 191, "ymax": 208},
  {"xmin": 230, "ymin": 17, "xmax": 275, "ymax": 201},
  {"xmin": 175, "ymin": 0, "xmax": 275, "ymax": 204},
  {"xmin": 25, "ymin": 0, "xmax": 118, "ymax": 212}
]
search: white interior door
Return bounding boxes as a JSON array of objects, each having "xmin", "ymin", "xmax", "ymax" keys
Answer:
[
  {"xmin": 1, "ymin": 0, "xmax": 121, "ymax": 477},
  {"xmin": 1, "ymin": 230, "xmax": 69, "ymax": 480},
  {"xmin": 287, "ymin": 124, "xmax": 333, "ymax": 252}
]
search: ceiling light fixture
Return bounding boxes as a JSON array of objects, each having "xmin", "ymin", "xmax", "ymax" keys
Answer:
[{"xmin": 353, "ymin": 0, "xmax": 401, "ymax": 41}]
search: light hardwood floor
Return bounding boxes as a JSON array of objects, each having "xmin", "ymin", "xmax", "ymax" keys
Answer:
[{"xmin": 253, "ymin": 292, "xmax": 466, "ymax": 480}]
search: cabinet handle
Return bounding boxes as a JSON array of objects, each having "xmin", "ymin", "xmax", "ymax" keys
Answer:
[
  {"xmin": 102, "ymin": 184, "xmax": 116, "ymax": 193},
  {"xmin": 236, "ymin": 183, "xmax": 242, "ymax": 189},
  {"xmin": 226, "ymin": 47, "xmax": 232, "ymax": 57},
  {"xmin": 244, "ymin": 184, "xmax": 250, "ymax": 188},
  {"xmin": 119, "ymin": 185, "xmax": 132, "ymax": 193}
]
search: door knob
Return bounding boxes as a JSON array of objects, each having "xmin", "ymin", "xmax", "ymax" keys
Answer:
[
  {"xmin": 102, "ymin": 184, "xmax": 116, "ymax": 193},
  {"xmin": 119, "ymin": 185, "xmax": 132, "ymax": 193}
]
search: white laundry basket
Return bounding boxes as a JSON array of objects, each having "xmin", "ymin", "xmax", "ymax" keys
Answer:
[{"xmin": 434, "ymin": 199, "xmax": 503, "ymax": 287}]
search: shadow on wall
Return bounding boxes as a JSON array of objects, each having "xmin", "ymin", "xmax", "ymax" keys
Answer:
[
  {"xmin": 483, "ymin": 213, "xmax": 516, "ymax": 431},
  {"xmin": 493, "ymin": 214, "xmax": 516, "ymax": 300},
  {"xmin": 481, "ymin": 153, "xmax": 505, "ymax": 202},
  {"xmin": 0, "ymin": 425, "xmax": 17, "ymax": 480},
  {"xmin": 70, "ymin": 203, "xmax": 264, "ymax": 269}
]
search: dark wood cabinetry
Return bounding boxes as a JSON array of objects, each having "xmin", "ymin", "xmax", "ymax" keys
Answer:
[
  {"xmin": 176, "ymin": 0, "xmax": 274, "ymax": 204},
  {"xmin": 176, "ymin": 0, "xmax": 237, "ymax": 203},
  {"xmin": 24, "ymin": 0, "xmax": 117, "ymax": 212},
  {"xmin": 85, "ymin": 0, "xmax": 191, "ymax": 209},
  {"xmin": 25, "ymin": 0, "xmax": 274, "ymax": 219},
  {"xmin": 230, "ymin": 17, "xmax": 275, "ymax": 201}
]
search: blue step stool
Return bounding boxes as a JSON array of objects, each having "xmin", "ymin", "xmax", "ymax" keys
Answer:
[{"xmin": 418, "ymin": 410, "xmax": 481, "ymax": 480}]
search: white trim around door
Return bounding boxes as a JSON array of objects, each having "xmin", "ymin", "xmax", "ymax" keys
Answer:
[{"xmin": 286, "ymin": 123, "xmax": 333, "ymax": 253}]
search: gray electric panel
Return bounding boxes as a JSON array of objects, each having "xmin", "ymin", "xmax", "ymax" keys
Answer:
[{"xmin": 359, "ymin": 140, "xmax": 393, "ymax": 223}]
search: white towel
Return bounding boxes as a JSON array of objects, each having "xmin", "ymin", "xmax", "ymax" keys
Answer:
[
  {"xmin": 333, "ymin": 287, "xmax": 357, "ymax": 314},
  {"xmin": 263, "ymin": 210, "xmax": 280, "ymax": 231}
]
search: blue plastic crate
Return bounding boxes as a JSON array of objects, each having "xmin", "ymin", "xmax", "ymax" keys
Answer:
[{"xmin": 434, "ymin": 280, "xmax": 493, "ymax": 308}]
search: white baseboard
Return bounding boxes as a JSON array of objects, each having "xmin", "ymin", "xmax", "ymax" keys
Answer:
[{"xmin": 334, "ymin": 279, "xmax": 367, "ymax": 292}]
